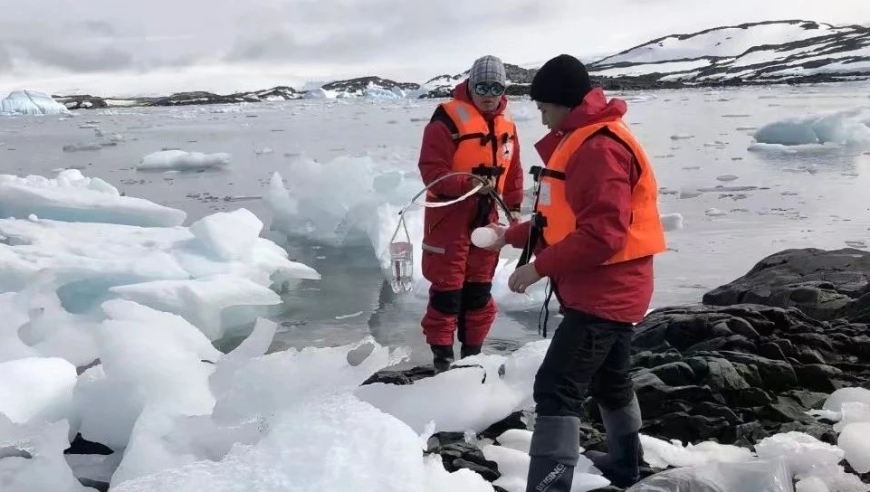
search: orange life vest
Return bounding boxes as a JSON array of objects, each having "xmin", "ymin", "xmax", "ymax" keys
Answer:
[
  {"xmin": 432, "ymin": 99, "xmax": 517, "ymax": 196},
  {"xmin": 533, "ymin": 119, "xmax": 667, "ymax": 265}
]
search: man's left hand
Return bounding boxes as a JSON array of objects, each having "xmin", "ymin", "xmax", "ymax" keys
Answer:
[{"xmin": 509, "ymin": 263, "xmax": 543, "ymax": 294}]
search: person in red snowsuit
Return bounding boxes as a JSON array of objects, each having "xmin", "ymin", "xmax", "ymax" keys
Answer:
[
  {"xmin": 416, "ymin": 55, "xmax": 524, "ymax": 372},
  {"xmin": 485, "ymin": 54, "xmax": 667, "ymax": 491}
]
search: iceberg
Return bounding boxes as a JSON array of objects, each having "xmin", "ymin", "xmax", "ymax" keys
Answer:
[{"xmin": 0, "ymin": 90, "xmax": 71, "ymax": 116}]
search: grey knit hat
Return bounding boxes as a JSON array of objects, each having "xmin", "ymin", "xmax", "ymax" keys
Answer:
[{"xmin": 468, "ymin": 55, "xmax": 507, "ymax": 87}]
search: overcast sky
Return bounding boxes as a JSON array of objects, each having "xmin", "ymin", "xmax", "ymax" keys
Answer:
[{"xmin": 0, "ymin": 0, "xmax": 866, "ymax": 96}]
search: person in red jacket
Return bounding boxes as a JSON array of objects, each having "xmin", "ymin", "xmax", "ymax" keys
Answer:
[
  {"xmin": 417, "ymin": 55, "xmax": 524, "ymax": 372},
  {"xmin": 485, "ymin": 54, "xmax": 667, "ymax": 491}
]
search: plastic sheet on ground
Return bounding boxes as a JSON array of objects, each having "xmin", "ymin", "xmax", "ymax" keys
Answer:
[{"xmin": 625, "ymin": 458, "xmax": 794, "ymax": 492}]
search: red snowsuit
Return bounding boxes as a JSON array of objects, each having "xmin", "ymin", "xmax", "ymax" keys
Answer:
[
  {"xmin": 504, "ymin": 88, "xmax": 656, "ymax": 323},
  {"xmin": 417, "ymin": 81, "xmax": 524, "ymax": 348}
]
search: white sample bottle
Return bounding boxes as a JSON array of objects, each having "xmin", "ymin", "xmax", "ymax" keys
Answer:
[{"xmin": 471, "ymin": 227, "xmax": 499, "ymax": 248}]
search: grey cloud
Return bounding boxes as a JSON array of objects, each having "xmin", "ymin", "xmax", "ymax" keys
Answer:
[
  {"xmin": 226, "ymin": 0, "xmax": 571, "ymax": 64},
  {"xmin": 19, "ymin": 41, "xmax": 134, "ymax": 72},
  {"xmin": 78, "ymin": 20, "xmax": 117, "ymax": 36}
]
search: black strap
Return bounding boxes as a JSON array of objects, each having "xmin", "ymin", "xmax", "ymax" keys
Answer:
[
  {"xmin": 518, "ymin": 212, "xmax": 546, "ymax": 266},
  {"xmin": 530, "ymin": 165, "xmax": 566, "ymax": 183},
  {"xmin": 471, "ymin": 164, "xmax": 505, "ymax": 178},
  {"xmin": 538, "ymin": 282, "xmax": 555, "ymax": 338},
  {"xmin": 454, "ymin": 132, "xmax": 489, "ymax": 143}
]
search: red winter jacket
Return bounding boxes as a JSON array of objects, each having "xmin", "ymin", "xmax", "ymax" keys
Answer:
[
  {"xmin": 504, "ymin": 88, "xmax": 654, "ymax": 324},
  {"xmin": 417, "ymin": 81, "xmax": 524, "ymax": 210}
]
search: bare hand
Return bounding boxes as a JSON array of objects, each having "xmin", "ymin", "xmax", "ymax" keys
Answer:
[
  {"xmin": 508, "ymin": 263, "xmax": 543, "ymax": 294},
  {"xmin": 509, "ymin": 211, "xmax": 522, "ymax": 223}
]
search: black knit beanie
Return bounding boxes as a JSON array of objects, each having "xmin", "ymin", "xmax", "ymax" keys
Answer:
[{"xmin": 530, "ymin": 54, "xmax": 593, "ymax": 107}]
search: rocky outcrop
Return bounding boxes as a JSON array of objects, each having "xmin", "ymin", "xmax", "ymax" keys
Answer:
[
  {"xmin": 321, "ymin": 76, "xmax": 419, "ymax": 96},
  {"xmin": 54, "ymin": 95, "xmax": 109, "ymax": 110},
  {"xmin": 364, "ymin": 247, "xmax": 870, "ymax": 490},
  {"xmin": 703, "ymin": 248, "xmax": 870, "ymax": 322}
]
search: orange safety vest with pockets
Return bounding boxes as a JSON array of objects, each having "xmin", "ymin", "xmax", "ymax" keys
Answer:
[
  {"xmin": 533, "ymin": 119, "xmax": 667, "ymax": 265},
  {"xmin": 431, "ymin": 99, "xmax": 517, "ymax": 197}
]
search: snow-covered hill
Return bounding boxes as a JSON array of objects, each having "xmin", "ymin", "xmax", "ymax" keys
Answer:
[
  {"xmin": 3, "ymin": 19, "xmax": 869, "ymax": 114},
  {"xmin": 588, "ymin": 20, "xmax": 870, "ymax": 84}
]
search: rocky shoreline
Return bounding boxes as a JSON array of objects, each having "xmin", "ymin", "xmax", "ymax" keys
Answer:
[
  {"xmin": 362, "ymin": 247, "xmax": 870, "ymax": 491},
  {"xmin": 50, "ymin": 71, "xmax": 863, "ymax": 111}
]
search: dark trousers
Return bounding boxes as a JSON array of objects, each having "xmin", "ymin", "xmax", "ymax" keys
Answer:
[{"xmin": 534, "ymin": 309, "xmax": 636, "ymax": 417}]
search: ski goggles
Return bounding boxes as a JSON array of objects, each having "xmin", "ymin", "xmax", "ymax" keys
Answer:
[{"xmin": 474, "ymin": 82, "xmax": 505, "ymax": 97}]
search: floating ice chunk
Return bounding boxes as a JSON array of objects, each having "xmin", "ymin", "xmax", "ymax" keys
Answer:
[
  {"xmin": 189, "ymin": 208, "xmax": 263, "ymax": 261},
  {"xmin": 0, "ymin": 214, "xmax": 317, "ymax": 313},
  {"xmin": 0, "ymin": 90, "xmax": 70, "ymax": 116},
  {"xmin": 62, "ymin": 142, "xmax": 103, "ymax": 152},
  {"xmin": 753, "ymin": 109, "xmax": 870, "ymax": 147},
  {"xmin": 0, "ymin": 417, "xmax": 91, "ymax": 492},
  {"xmin": 661, "ymin": 213, "xmax": 683, "ymax": 231},
  {"xmin": 108, "ymin": 275, "xmax": 281, "ymax": 340},
  {"xmin": 0, "ymin": 169, "xmax": 185, "ymax": 227},
  {"xmin": 137, "ymin": 150, "xmax": 231, "ymax": 171},
  {"xmin": 0, "ymin": 357, "xmax": 77, "ymax": 424}
]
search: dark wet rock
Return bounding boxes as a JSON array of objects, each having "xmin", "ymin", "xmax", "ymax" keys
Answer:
[
  {"xmin": 361, "ymin": 365, "xmax": 435, "ymax": 386},
  {"xmin": 794, "ymin": 364, "xmax": 844, "ymax": 393},
  {"xmin": 703, "ymin": 247, "xmax": 870, "ymax": 321},
  {"xmin": 479, "ymin": 410, "xmax": 531, "ymax": 441},
  {"xmin": 78, "ymin": 478, "xmax": 109, "ymax": 492},
  {"xmin": 425, "ymin": 432, "xmax": 500, "ymax": 482},
  {"xmin": 64, "ymin": 433, "xmax": 114, "ymax": 455}
]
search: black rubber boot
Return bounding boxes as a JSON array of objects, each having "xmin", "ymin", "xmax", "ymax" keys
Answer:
[
  {"xmin": 526, "ymin": 416, "xmax": 580, "ymax": 492},
  {"xmin": 526, "ymin": 456, "xmax": 574, "ymax": 492},
  {"xmin": 460, "ymin": 344, "xmax": 481, "ymax": 358},
  {"xmin": 585, "ymin": 395, "xmax": 643, "ymax": 488},
  {"xmin": 431, "ymin": 345, "xmax": 454, "ymax": 373}
]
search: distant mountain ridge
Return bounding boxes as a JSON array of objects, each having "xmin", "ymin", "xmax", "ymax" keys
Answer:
[{"xmin": 49, "ymin": 19, "xmax": 870, "ymax": 110}]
